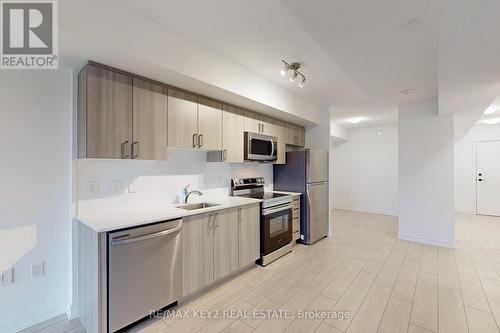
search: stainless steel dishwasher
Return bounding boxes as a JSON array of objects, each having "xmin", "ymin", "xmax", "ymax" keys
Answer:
[{"xmin": 108, "ymin": 219, "xmax": 182, "ymax": 332}]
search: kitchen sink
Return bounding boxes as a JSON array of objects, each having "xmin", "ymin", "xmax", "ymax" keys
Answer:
[{"xmin": 178, "ymin": 202, "xmax": 220, "ymax": 210}]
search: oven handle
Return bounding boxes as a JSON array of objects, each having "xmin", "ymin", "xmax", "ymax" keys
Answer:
[{"xmin": 262, "ymin": 203, "xmax": 293, "ymax": 215}]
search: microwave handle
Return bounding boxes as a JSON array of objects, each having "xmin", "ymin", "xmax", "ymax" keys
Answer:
[{"xmin": 270, "ymin": 139, "xmax": 275, "ymax": 159}]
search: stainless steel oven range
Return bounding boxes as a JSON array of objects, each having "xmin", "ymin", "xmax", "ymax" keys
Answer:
[{"xmin": 231, "ymin": 177, "xmax": 293, "ymax": 266}]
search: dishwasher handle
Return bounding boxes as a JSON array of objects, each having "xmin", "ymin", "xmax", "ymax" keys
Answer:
[{"xmin": 111, "ymin": 225, "xmax": 182, "ymax": 246}]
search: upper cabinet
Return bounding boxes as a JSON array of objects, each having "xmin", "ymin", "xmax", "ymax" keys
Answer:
[
  {"xmin": 79, "ymin": 64, "xmax": 133, "ymax": 159},
  {"xmin": 222, "ymin": 105, "xmax": 244, "ymax": 163},
  {"xmin": 167, "ymin": 89, "xmax": 198, "ymax": 149},
  {"xmin": 198, "ymin": 98, "xmax": 222, "ymax": 150},
  {"xmin": 132, "ymin": 78, "xmax": 168, "ymax": 160},
  {"xmin": 243, "ymin": 111, "xmax": 274, "ymax": 136},
  {"xmin": 286, "ymin": 123, "xmax": 305, "ymax": 146},
  {"xmin": 273, "ymin": 120, "xmax": 287, "ymax": 164},
  {"xmin": 78, "ymin": 62, "xmax": 306, "ymax": 161}
]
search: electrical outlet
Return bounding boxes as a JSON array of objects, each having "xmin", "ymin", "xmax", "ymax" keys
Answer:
[
  {"xmin": 128, "ymin": 180, "xmax": 136, "ymax": 193},
  {"xmin": 31, "ymin": 261, "xmax": 44, "ymax": 278},
  {"xmin": 1, "ymin": 268, "xmax": 13, "ymax": 285},
  {"xmin": 111, "ymin": 180, "xmax": 122, "ymax": 193},
  {"xmin": 87, "ymin": 182, "xmax": 100, "ymax": 195}
]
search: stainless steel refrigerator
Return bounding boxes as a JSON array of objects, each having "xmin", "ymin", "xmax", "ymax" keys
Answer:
[{"xmin": 273, "ymin": 149, "xmax": 329, "ymax": 244}]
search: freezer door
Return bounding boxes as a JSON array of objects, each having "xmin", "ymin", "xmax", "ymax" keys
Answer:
[
  {"xmin": 306, "ymin": 149, "xmax": 328, "ymax": 183},
  {"xmin": 306, "ymin": 182, "xmax": 329, "ymax": 243}
]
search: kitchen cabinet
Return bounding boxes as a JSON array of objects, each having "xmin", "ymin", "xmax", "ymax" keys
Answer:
[
  {"xmin": 243, "ymin": 110, "xmax": 274, "ymax": 136},
  {"xmin": 286, "ymin": 123, "xmax": 305, "ymax": 146},
  {"xmin": 132, "ymin": 78, "xmax": 168, "ymax": 160},
  {"xmin": 78, "ymin": 64, "xmax": 133, "ymax": 158},
  {"xmin": 198, "ymin": 97, "xmax": 222, "ymax": 150},
  {"xmin": 238, "ymin": 204, "xmax": 260, "ymax": 267},
  {"xmin": 182, "ymin": 212, "xmax": 214, "ymax": 296},
  {"xmin": 273, "ymin": 120, "xmax": 287, "ymax": 165},
  {"xmin": 167, "ymin": 89, "xmax": 198, "ymax": 149},
  {"xmin": 222, "ymin": 105, "xmax": 244, "ymax": 163},
  {"xmin": 213, "ymin": 208, "xmax": 239, "ymax": 280}
]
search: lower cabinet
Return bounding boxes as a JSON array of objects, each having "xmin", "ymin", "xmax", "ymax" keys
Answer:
[
  {"xmin": 292, "ymin": 196, "xmax": 301, "ymax": 242},
  {"xmin": 238, "ymin": 204, "xmax": 260, "ymax": 267},
  {"xmin": 182, "ymin": 213, "xmax": 214, "ymax": 296},
  {"xmin": 213, "ymin": 208, "xmax": 239, "ymax": 280},
  {"xmin": 182, "ymin": 204, "xmax": 260, "ymax": 297}
]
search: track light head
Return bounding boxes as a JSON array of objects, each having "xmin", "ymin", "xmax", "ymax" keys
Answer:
[
  {"xmin": 298, "ymin": 75, "xmax": 306, "ymax": 88},
  {"xmin": 289, "ymin": 70, "xmax": 298, "ymax": 82}
]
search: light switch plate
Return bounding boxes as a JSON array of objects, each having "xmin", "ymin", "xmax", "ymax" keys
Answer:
[
  {"xmin": 1, "ymin": 268, "xmax": 13, "ymax": 285},
  {"xmin": 31, "ymin": 261, "xmax": 45, "ymax": 278}
]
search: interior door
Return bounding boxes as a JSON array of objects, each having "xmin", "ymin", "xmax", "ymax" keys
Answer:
[
  {"xmin": 476, "ymin": 141, "xmax": 500, "ymax": 216},
  {"xmin": 132, "ymin": 78, "xmax": 168, "ymax": 160},
  {"xmin": 306, "ymin": 182, "xmax": 329, "ymax": 244}
]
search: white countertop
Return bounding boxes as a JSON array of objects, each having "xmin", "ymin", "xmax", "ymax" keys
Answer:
[{"xmin": 76, "ymin": 195, "xmax": 261, "ymax": 233}]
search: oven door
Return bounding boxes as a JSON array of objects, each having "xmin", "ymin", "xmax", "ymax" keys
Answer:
[
  {"xmin": 244, "ymin": 132, "xmax": 278, "ymax": 161},
  {"xmin": 261, "ymin": 203, "xmax": 293, "ymax": 255}
]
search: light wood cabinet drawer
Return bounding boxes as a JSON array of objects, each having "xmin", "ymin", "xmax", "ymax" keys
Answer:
[
  {"xmin": 293, "ymin": 231, "xmax": 300, "ymax": 241},
  {"xmin": 292, "ymin": 199, "xmax": 300, "ymax": 210}
]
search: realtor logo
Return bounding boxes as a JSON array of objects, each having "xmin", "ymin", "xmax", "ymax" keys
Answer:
[{"xmin": 1, "ymin": 0, "xmax": 58, "ymax": 69}]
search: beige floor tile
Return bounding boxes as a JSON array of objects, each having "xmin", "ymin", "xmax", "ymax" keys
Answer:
[
  {"xmin": 391, "ymin": 258, "xmax": 420, "ymax": 303},
  {"xmin": 377, "ymin": 297, "xmax": 412, "ymax": 333},
  {"xmin": 322, "ymin": 258, "xmax": 366, "ymax": 300},
  {"xmin": 438, "ymin": 287, "xmax": 468, "ymax": 333},
  {"xmin": 315, "ymin": 322, "xmax": 344, "ymax": 333},
  {"xmin": 408, "ymin": 324, "xmax": 434, "ymax": 333},
  {"xmin": 325, "ymin": 271, "xmax": 376, "ymax": 331},
  {"xmin": 410, "ymin": 272, "xmax": 438, "ymax": 332},
  {"xmin": 465, "ymin": 306, "xmax": 500, "ymax": 333},
  {"xmin": 346, "ymin": 282, "xmax": 392, "ymax": 333}
]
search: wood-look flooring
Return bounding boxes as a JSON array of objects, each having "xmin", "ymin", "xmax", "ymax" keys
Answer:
[{"xmin": 21, "ymin": 210, "xmax": 500, "ymax": 333}]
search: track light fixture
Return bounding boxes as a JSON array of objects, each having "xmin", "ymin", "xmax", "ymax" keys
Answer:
[{"xmin": 280, "ymin": 60, "xmax": 306, "ymax": 88}]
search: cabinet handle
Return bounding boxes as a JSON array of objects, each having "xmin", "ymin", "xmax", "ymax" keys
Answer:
[
  {"xmin": 192, "ymin": 133, "xmax": 197, "ymax": 148},
  {"xmin": 131, "ymin": 141, "xmax": 139, "ymax": 159},
  {"xmin": 223, "ymin": 149, "xmax": 227, "ymax": 162},
  {"xmin": 213, "ymin": 213, "xmax": 218, "ymax": 229},
  {"xmin": 121, "ymin": 140, "xmax": 130, "ymax": 159},
  {"xmin": 262, "ymin": 123, "xmax": 264, "ymax": 134},
  {"xmin": 208, "ymin": 213, "xmax": 213, "ymax": 231},
  {"xmin": 198, "ymin": 134, "xmax": 203, "ymax": 148}
]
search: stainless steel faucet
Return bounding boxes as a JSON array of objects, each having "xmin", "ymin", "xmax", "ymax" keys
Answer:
[{"xmin": 183, "ymin": 185, "xmax": 203, "ymax": 204}]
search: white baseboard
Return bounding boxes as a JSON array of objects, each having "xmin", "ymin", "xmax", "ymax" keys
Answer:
[
  {"xmin": 66, "ymin": 302, "xmax": 80, "ymax": 320},
  {"xmin": 398, "ymin": 233, "xmax": 456, "ymax": 249},
  {"xmin": 333, "ymin": 206, "xmax": 398, "ymax": 217},
  {"xmin": 0, "ymin": 305, "xmax": 67, "ymax": 333}
]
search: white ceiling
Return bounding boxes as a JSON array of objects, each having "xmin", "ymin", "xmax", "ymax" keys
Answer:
[{"xmin": 59, "ymin": 0, "xmax": 500, "ymax": 132}]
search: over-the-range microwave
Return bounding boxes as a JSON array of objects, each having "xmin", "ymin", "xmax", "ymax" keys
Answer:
[{"xmin": 244, "ymin": 131, "xmax": 278, "ymax": 162}]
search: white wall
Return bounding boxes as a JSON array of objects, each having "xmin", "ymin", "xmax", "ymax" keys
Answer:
[
  {"xmin": 0, "ymin": 71, "xmax": 73, "ymax": 332},
  {"xmin": 398, "ymin": 99, "xmax": 455, "ymax": 248},
  {"xmin": 333, "ymin": 125, "xmax": 398, "ymax": 216},
  {"xmin": 454, "ymin": 123, "xmax": 500, "ymax": 214}
]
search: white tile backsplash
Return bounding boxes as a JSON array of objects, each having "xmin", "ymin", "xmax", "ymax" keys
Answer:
[{"xmin": 77, "ymin": 149, "xmax": 273, "ymax": 206}]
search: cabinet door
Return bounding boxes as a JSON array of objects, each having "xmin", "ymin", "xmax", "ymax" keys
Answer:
[
  {"xmin": 198, "ymin": 98, "xmax": 222, "ymax": 150},
  {"xmin": 238, "ymin": 204, "xmax": 260, "ymax": 267},
  {"xmin": 182, "ymin": 213, "xmax": 214, "ymax": 296},
  {"xmin": 132, "ymin": 79, "xmax": 168, "ymax": 160},
  {"xmin": 297, "ymin": 126, "xmax": 305, "ymax": 146},
  {"xmin": 243, "ymin": 110, "xmax": 261, "ymax": 134},
  {"xmin": 213, "ymin": 208, "xmax": 239, "ymax": 280},
  {"xmin": 86, "ymin": 65, "xmax": 133, "ymax": 158},
  {"xmin": 260, "ymin": 116, "xmax": 275, "ymax": 136},
  {"xmin": 168, "ymin": 89, "xmax": 198, "ymax": 149},
  {"xmin": 222, "ymin": 105, "xmax": 244, "ymax": 163},
  {"xmin": 273, "ymin": 120, "xmax": 287, "ymax": 165}
]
